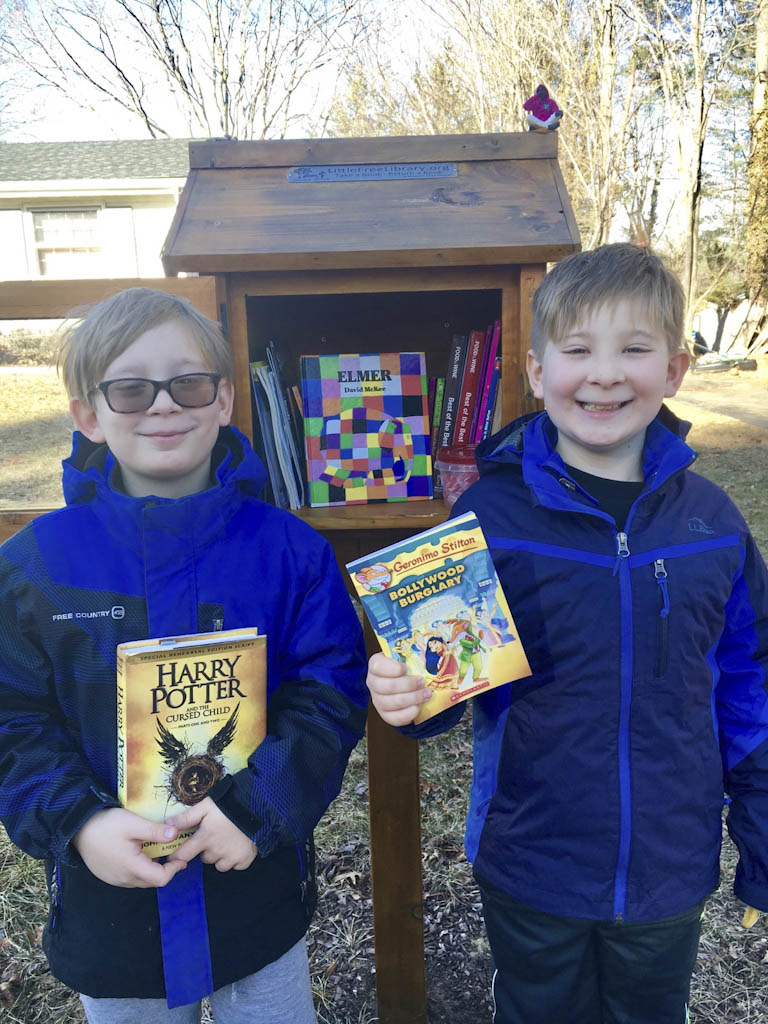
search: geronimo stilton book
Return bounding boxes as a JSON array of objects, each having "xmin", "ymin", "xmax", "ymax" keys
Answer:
[
  {"xmin": 300, "ymin": 352, "xmax": 433, "ymax": 506},
  {"xmin": 116, "ymin": 628, "xmax": 266, "ymax": 857},
  {"xmin": 347, "ymin": 512, "xmax": 531, "ymax": 724}
]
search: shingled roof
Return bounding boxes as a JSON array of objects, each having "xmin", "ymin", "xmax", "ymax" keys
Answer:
[{"xmin": 0, "ymin": 139, "xmax": 195, "ymax": 182}]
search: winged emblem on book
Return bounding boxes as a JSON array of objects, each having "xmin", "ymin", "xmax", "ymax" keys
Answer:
[{"xmin": 155, "ymin": 704, "xmax": 240, "ymax": 804}]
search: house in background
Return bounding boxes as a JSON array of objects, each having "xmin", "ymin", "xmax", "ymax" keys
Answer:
[{"xmin": 0, "ymin": 139, "xmax": 194, "ymax": 281}]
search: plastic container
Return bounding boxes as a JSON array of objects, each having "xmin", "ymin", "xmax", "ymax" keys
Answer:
[{"xmin": 436, "ymin": 444, "xmax": 480, "ymax": 508}]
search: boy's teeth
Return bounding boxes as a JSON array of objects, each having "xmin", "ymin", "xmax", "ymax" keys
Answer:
[{"xmin": 581, "ymin": 401, "xmax": 624, "ymax": 411}]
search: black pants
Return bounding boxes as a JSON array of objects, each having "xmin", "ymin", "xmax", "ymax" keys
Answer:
[{"xmin": 477, "ymin": 876, "xmax": 703, "ymax": 1024}]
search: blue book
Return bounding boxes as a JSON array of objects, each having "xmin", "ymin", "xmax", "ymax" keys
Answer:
[{"xmin": 480, "ymin": 357, "xmax": 502, "ymax": 440}]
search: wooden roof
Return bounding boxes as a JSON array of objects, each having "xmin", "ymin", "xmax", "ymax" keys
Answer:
[{"xmin": 162, "ymin": 133, "xmax": 580, "ymax": 275}]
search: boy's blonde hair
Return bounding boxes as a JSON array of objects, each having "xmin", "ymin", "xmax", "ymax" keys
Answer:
[
  {"xmin": 530, "ymin": 244, "xmax": 686, "ymax": 357},
  {"xmin": 58, "ymin": 287, "xmax": 233, "ymax": 405}
]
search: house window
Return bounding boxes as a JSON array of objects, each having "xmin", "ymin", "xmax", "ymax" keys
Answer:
[{"xmin": 31, "ymin": 208, "xmax": 102, "ymax": 277}]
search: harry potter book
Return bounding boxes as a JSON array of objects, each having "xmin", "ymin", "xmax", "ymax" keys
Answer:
[
  {"xmin": 347, "ymin": 513, "xmax": 531, "ymax": 724},
  {"xmin": 116, "ymin": 628, "xmax": 267, "ymax": 857}
]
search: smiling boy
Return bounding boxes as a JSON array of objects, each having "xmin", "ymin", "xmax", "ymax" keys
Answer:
[
  {"xmin": 367, "ymin": 244, "xmax": 768, "ymax": 1023},
  {"xmin": 0, "ymin": 288, "xmax": 367, "ymax": 1023}
]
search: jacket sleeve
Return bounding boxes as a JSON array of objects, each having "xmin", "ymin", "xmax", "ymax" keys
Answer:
[
  {"xmin": 212, "ymin": 539, "xmax": 368, "ymax": 855},
  {"xmin": 0, "ymin": 551, "xmax": 119, "ymax": 863},
  {"xmin": 717, "ymin": 529, "xmax": 768, "ymax": 911}
]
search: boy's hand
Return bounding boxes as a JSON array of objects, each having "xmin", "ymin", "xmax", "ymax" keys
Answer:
[
  {"xmin": 367, "ymin": 653, "xmax": 432, "ymax": 727},
  {"xmin": 742, "ymin": 905, "xmax": 760, "ymax": 928},
  {"xmin": 72, "ymin": 808, "xmax": 187, "ymax": 888},
  {"xmin": 166, "ymin": 797, "xmax": 258, "ymax": 872}
]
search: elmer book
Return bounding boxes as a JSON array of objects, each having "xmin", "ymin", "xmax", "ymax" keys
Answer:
[
  {"xmin": 300, "ymin": 352, "xmax": 433, "ymax": 506},
  {"xmin": 347, "ymin": 513, "xmax": 531, "ymax": 724},
  {"xmin": 116, "ymin": 628, "xmax": 267, "ymax": 857}
]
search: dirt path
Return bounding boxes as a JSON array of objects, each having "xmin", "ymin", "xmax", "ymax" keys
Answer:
[{"xmin": 675, "ymin": 363, "xmax": 768, "ymax": 430}]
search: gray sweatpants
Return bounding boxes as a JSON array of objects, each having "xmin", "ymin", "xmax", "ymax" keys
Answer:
[{"xmin": 80, "ymin": 937, "xmax": 317, "ymax": 1024}]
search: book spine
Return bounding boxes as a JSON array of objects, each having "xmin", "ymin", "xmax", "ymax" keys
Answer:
[
  {"xmin": 473, "ymin": 319, "xmax": 501, "ymax": 442},
  {"xmin": 469, "ymin": 323, "xmax": 493, "ymax": 441},
  {"xmin": 454, "ymin": 329, "xmax": 485, "ymax": 446},
  {"xmin": 427, "ymin": 376, "xmax": 437, "ymax": 426},
  {"xmin": 438, "ymin": 335, "xmax": 468, "ymax": 449},
  {"xmin": 116, "ymin": 649, "xmax": 127, "ymax": 809},
  {"xmin": 481, "ymin": 357, "xmax": 502, "ymax": 440},
  {"xmin": 430, "ymin": 377, "xmax": 446, "ymax": 497}
]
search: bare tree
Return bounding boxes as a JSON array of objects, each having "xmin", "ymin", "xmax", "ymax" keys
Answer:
[
  {"xmin": 622, "ymin": 0, "xmax": 751, "ymax": 329},
  {"xmin": 1, "ymin": 0, "xmax": 373, "ymax": 140},
  {"xmin": 747, "ymin": 0, "xmax": 768, "ymax": 314}
]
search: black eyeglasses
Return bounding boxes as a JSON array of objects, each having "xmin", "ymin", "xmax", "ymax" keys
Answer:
[{"xmin": 93, "ymin": 373, "xmax": 222, "ymax": 413}]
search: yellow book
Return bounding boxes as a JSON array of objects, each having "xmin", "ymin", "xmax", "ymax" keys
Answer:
[
  {"xmin": 116, "ymin": 627, "xmax": 267, "ymax": 857},
  {"xmin": 347, "ymin": 512, "xmax": 531, "ymax": 724}
]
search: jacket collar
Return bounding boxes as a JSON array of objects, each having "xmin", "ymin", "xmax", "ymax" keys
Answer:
[
  {"xmin": 476, "ymin": 407, "xmax": 696, "ymax": 514},
  {"xmin": 61, "ymin": 425, "xmax": 268, "ymax": 546}
]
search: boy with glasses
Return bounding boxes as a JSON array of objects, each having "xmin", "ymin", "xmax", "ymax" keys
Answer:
[{"xmin": 0, "ymin": 287, "xmax": 367, "ymax": 1023}]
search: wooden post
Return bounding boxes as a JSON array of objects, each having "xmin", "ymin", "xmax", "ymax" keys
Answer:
[{"xmin": 366, "ymin": 691, "xmax": 427, "ymax": 1023}]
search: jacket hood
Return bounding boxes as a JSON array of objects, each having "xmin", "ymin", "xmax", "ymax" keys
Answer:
[
  {"xmin": 475, "ymin": 405, "xmax": 695, "ymax": 502},
  {"xmin": 62, "ymin": 424, "xmax": 267, "ymax": 510}
]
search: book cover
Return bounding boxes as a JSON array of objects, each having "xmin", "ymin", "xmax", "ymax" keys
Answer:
[
  {"xmin": 473, "ymin": 320, "xmax": 501, "ymax": 442},
  {"xmin": 454, "ymin": 328, "xmax": 486, "ymax": 445},
  {"xmin": 438, "ymin": 335, "xmax": 469, "ymax": 449},
  {"xmin": 300, "ymin": 352, "xmax": 433, "ymax": 506},
  {"xmin": 347, "ymin": 512, "xmax": 531, "ymax": 724},
  {"xmin": 117, "ymin": 628, "xmax": 267, "ymax": 857}
]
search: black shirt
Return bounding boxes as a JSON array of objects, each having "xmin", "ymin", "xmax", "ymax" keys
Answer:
[{"xmin": 565, "ymin": 465, "xmax": 643, "ymax": 530}]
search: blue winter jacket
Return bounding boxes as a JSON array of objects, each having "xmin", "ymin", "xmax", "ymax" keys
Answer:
[
  {"xmin": 0, "ymin": 426, "xmax": 368, "ymax": 1000},
  {"xmin": 409, "ymin": 408, "xmax": 768, "ymax": 924}
]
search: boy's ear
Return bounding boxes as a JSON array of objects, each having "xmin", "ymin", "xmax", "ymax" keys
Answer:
[
  {"xmin": 70, "ymin": 397, "xmax": 106, "ymax": 443},
  {"xmin": 664, "ymin": 349, "xmax": 691, "ymax": 397},
  {"xmin": 217, "ymin": 378, "xmax": 235, "ymax": 425},
  {"xmin": 526, "ymin": 349, "xmax": 545, "ymax": 400}
]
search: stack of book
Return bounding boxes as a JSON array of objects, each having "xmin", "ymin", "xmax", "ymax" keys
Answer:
[
  {"xmin": 249, "ymin": 341, "xmax": 306, "ymax": 510},
  {"xmin": 429, "ymin": 320, "xmax": 502, "ymax": 494},
  {"xmin": 248, "ymin": 324, "xmax": 501, "ymax": 510}
]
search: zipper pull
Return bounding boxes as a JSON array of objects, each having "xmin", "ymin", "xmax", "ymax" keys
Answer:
[
  {"xmin": 613, "ymin": 532, "xmax": 630, "ymax": 575},
  {"xmin": 654, "ymin": 559, "xmax": 670, "ymax": 676},
  {"xmin": 654, "ymin": 559, "xmax": 670, "ymax": 618}
]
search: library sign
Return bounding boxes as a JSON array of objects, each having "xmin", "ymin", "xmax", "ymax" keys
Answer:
[{"xmin": 288, "ymin": 162, "xmax": 457, "ymax": 182}]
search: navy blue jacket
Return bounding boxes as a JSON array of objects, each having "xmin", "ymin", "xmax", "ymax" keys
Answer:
[
  {"xmin": 0, "ymin": 427, "xmax": 367, "ymax": 999},
  {"xmin": 410, "ymin": 409, "xmax": 768, "ymax": 924}
]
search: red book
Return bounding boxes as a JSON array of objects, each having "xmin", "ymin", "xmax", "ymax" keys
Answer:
[{"xmin": 454, "ymin": 329, "xmax": 485, "ymax": 445}]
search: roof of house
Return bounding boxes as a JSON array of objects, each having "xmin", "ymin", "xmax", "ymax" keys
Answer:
[{"xmin": 0, "ymin": 139, "xmax": 195, "ymax": 181}]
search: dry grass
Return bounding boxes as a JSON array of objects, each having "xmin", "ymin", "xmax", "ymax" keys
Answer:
[
  {"xmin": 0, "ymin": 368, "xmax": 71, "ymax": 508},
  {"xmin": 1, "ymin": 363, "xmax": 768, "ymax": 1022}
]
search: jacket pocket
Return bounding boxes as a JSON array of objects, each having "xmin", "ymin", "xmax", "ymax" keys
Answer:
[{"xmin": 653, "ymin": 559, "xmax": 670, "ymax": 678}]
